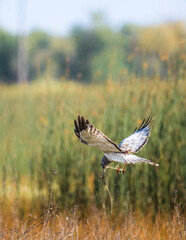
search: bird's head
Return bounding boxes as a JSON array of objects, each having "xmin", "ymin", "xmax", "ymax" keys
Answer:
[{"xmin": 101, "ymin": 155, "xmax": 111, "ymax": 169}]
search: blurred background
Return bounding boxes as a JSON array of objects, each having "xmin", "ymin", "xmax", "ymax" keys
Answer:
[
  {"xmin": 0, "ymin": 0, "xmax": 186, "ymax": 235},
  {"xmin": 0, "ymin": 0, "xmax": 186, "ymax": 83}
]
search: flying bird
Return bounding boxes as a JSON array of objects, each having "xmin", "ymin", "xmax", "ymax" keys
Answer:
[{"xmin": 74, "ymin": 115, "xmax": 159, "ymax": 174}]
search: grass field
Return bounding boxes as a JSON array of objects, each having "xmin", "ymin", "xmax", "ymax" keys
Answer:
[
  {"xmin": 1, "ymin": 206, "xmax": 185, "ymax": 239},
  {"xmin": 0, "ymin": 78, "xmax": 185, "ymax": 238}
]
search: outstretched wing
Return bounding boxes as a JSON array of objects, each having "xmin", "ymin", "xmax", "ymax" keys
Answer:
[
  {"xmin": 119, "ymin": 116, "xmax": 153, "ymax": 153},
  {"xmin": 124, "ymin": 154, "xmax": 159, "ymax": 166},
  {"xmin": 74, "ymin": 115, "xmax": 123, "ymax": 153}
]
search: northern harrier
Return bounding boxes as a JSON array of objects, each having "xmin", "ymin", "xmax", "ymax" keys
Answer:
[{"xmin": 74, "ymin": 115, "xmax": 159, "ymax": 174}]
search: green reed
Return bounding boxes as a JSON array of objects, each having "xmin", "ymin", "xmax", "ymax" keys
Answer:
[{"xmin": 0, "ymin": 78, "xmax": 185, "ymax": 216}]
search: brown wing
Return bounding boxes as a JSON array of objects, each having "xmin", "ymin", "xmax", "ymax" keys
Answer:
[{"xmin": 74, "ymin": 115, "xmax": 123, "ymax": 153}]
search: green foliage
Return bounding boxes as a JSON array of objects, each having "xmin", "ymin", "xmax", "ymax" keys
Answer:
[
  {"xmin": 71, "ymin": 26, "xmax": 105, "ymax": 81},
  {"xmin": 1, "ymin": 22, "xmax": 185, "ymax": 83},
  {"xmin": 28, "ymin": 31, "xmax": 51, "ymax": 79},
  {"xmin": 0, "ymin": 79, "xmax": 185, "ymax": 215},
  {"xmin": 0, "ymin": 29, "xmax": 17, "ymax": 82},
  {"xmin": 28, "ymin": 31, "xmax": 73, "ymax": 80}
]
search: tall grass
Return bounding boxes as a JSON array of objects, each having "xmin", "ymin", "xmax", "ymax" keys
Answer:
[
  {"xmin": 1, "ymin": 206, "xmax": 185, "ymax": 239},
  {"xmin": 0, "ymin": 78, "xmax": 185, "ymax": 217}
]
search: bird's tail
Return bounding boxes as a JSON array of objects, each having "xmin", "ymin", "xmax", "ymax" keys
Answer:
[{"xmin": 125, "ymin": 154, "xmax": 159, "ymax": 166}]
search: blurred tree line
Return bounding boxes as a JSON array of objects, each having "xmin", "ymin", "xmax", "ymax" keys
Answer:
[{"xmin": 0, "ymin": 18, "xmax": 185, "ymax": 83}]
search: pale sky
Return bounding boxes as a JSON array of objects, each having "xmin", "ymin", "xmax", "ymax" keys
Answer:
[{"xmin": 0, "ymin": 0, "xmax": 186, "ymax": 36}]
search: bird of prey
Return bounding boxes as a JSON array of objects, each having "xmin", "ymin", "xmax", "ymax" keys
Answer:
[{"xmin": 74, "ymin": 115, "xmax": 159, "ymax": 174}]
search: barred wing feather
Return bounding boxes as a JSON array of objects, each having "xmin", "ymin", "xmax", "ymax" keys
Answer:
[
  {"xmin": 74, "ymin": 115, "xmax": 122, "ymax": 153},
  {"xmin": 119, "ymin": 116, "xmax": 153, "ymax": 153},
  {"xmin": 125, "ymin": 154, "xmax": 159, "ymax": 166}
]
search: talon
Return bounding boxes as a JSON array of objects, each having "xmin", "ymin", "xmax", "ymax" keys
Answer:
[
  {"xmin": 122, "ymin": 164, "xmax": 127, "ymax": 175},
  {"xmin": 116, "ymin": 164, "xmax": 124, "ymax": 175}
]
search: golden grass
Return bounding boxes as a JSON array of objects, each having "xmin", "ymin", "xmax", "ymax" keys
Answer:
[{"xmin": 0, "ymin": 206, "xmax": 185, "ymax": 239}]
